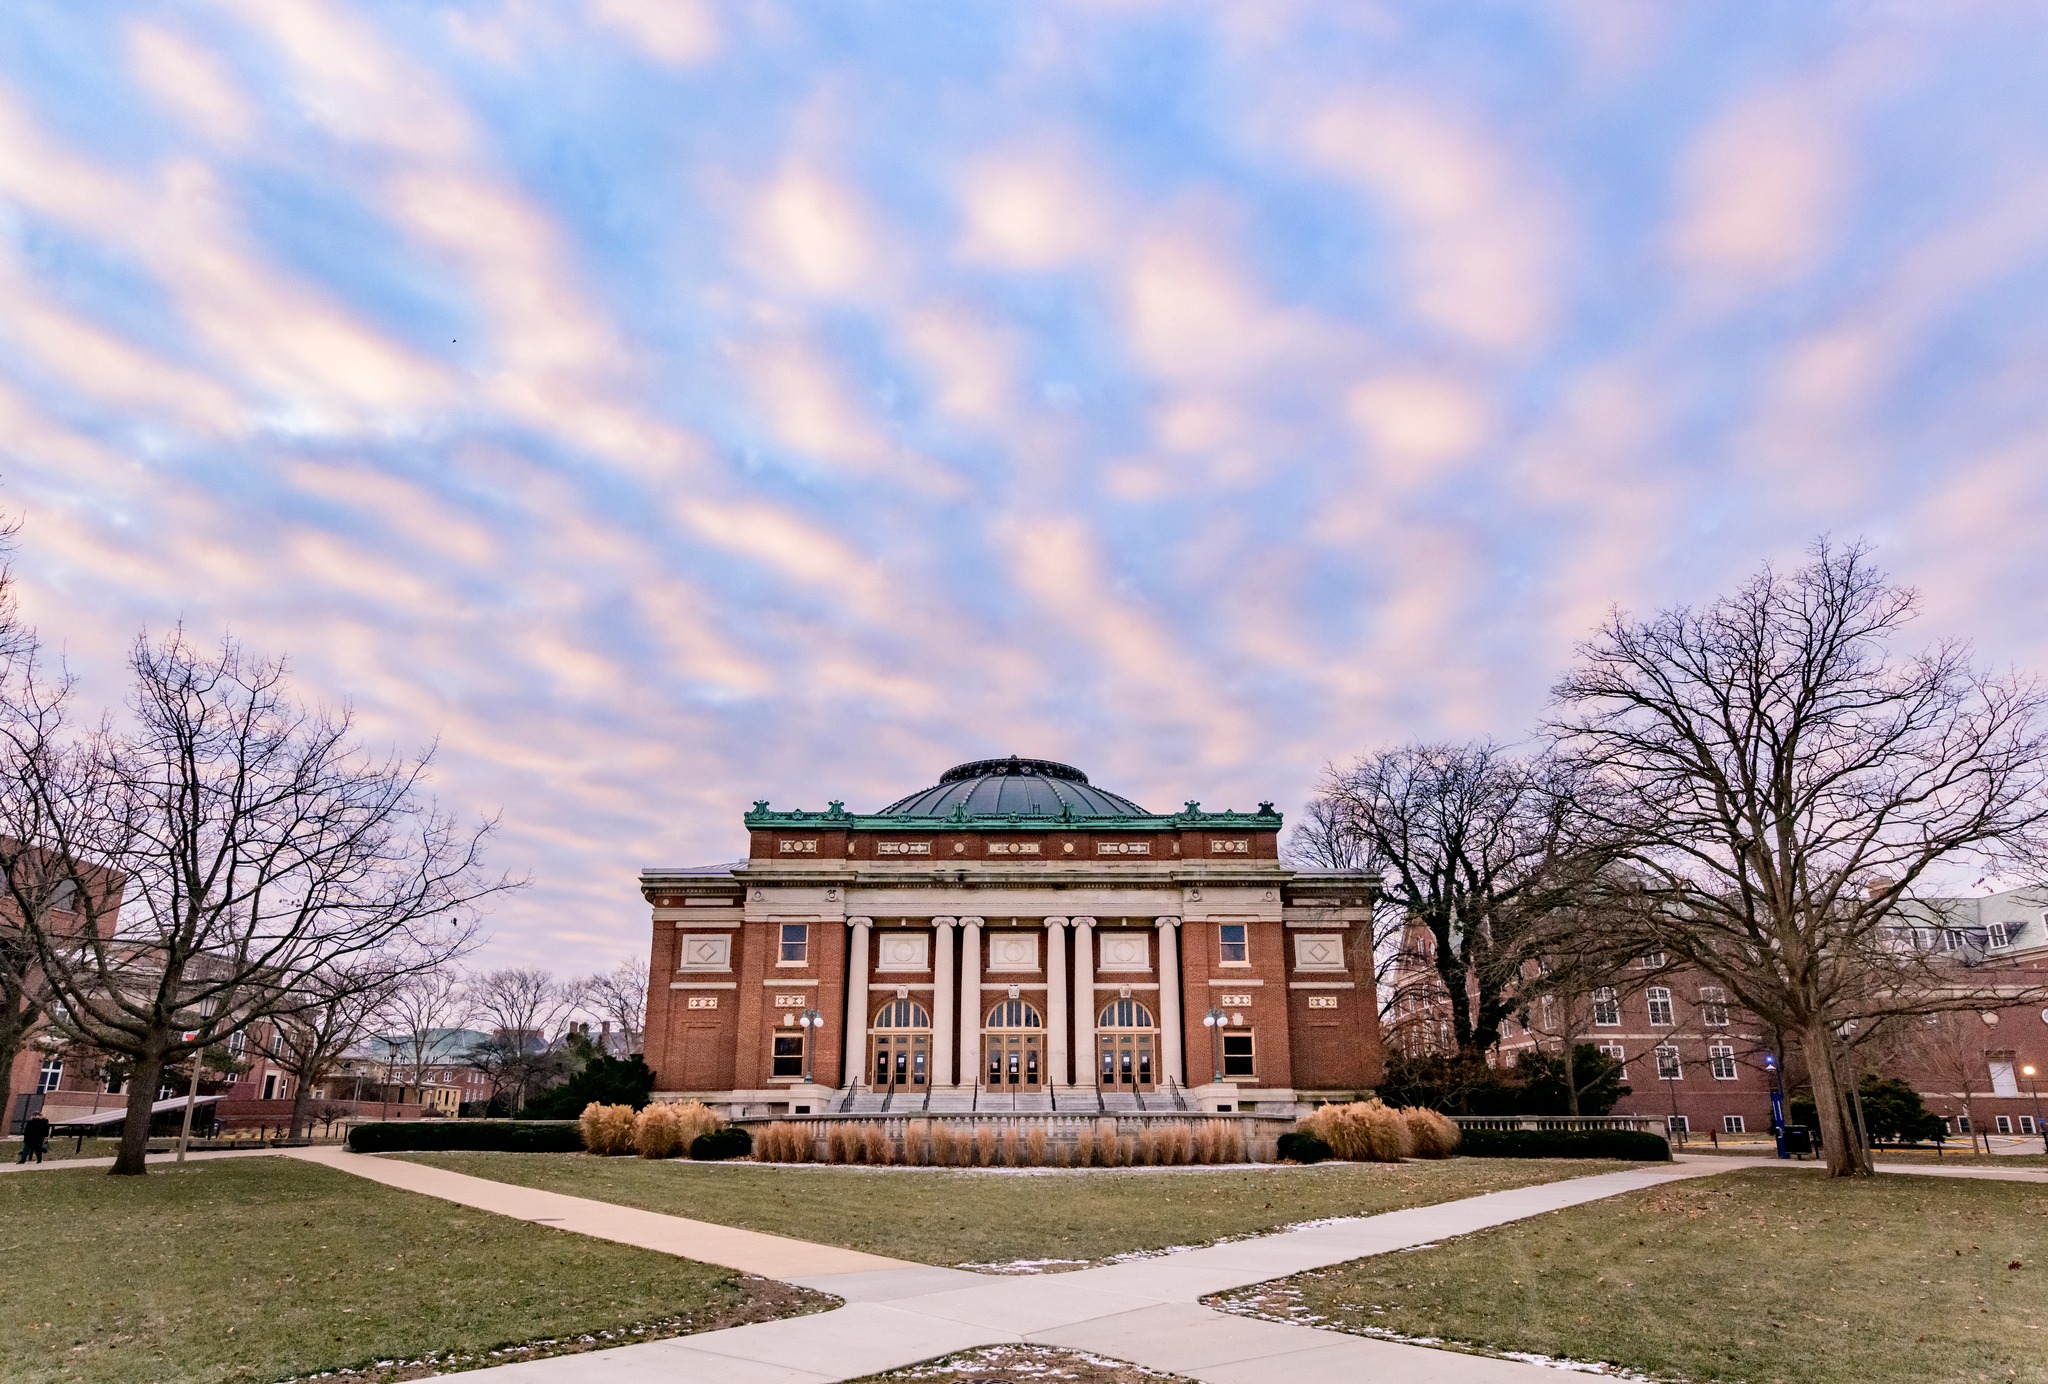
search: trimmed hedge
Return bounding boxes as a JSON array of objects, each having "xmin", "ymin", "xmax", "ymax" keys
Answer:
[
  {"xmin": 1277, "ymin": 1131, "xmax": 1334, "ymax": 1164},
  {"xmin": 690, "ymin": 1126, "xmax": 753, "ymax": 1161},
  {"xmin": 1455, "ymin": 1126, "xmax": 1671, "ymax": 1161},
  {"xmin": 346, "ymin": 1120, "xmax": 584, "ymax": 1154}
]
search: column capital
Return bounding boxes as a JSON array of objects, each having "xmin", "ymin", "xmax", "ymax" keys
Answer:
[
  {"xmin": 1154, "ymin": 915, "xmax": 1181, "ymax": 929},
  {"xmin": 933, "ymin": 916, "xmax": 958, "ymax": 929},
  {"xmin": 1043, "ymin": 916, "xmax": 1069, "ymax": 930},
  {"xmin": 847, "ymin": 916, "xmax": 873, "ymax": 929},
  {"xmin": 959, "ymin": 915, "xmax": 984, "ymax": 928},
  {"xmin": 1071, "ymin": 915, "xmax": 1096, "ymax": 928}
]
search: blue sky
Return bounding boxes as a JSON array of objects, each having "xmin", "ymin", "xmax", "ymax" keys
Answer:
[{"xmin": 3, "ymin": 2, "xmax": 2046, "ymax": 969}]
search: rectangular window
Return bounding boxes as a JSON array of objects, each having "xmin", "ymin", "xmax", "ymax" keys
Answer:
[
  {"xmin": 1646, "ymin": 987, "xmax": 1675, "ymax": 1026},
  {"xmin": 1996, "ymin": 1115, "xmax": 2014, "ymax": 1135},
  {"xmin": 1723, "ymin": 1115, "xmax": 1745, "ymax": 1134},
  {"xmin": 1218, "ymin": 923, "xmax": 1248, "ymax": 965},
  {"xmin": 1655, "ymin": 1044, "xmax": 1682, "ymax": 1080},
  {"xmin": 1222, "ymin": 1031, "xmax": 1255, "ymax": 1078},
  {"xmin": 2022, "ymin": 1116, "xmax": 2038, "ymax": 1136},
  {"xmin": 1958, "ymin": 1113, "xmax": 1973, "ymax": 1134},
  {"xmin": 262, "ymin": 1073, "xmax": 279, "ymax": 1100},
  {"xmin": 36, "ymin": 1058, "xmax": 62, "ymax": 1093},
  {"xmin": 1987, "ymin": 921, "xmax": 2014, "ymax": 948},
  {"xmin": 1592, "ymin": 988, "xmax": 1620, "ymax": 1027},
  {"xmin": 1699, "ymin": 987, "xmax": 1730, "ymax": 1027},
  {"xmin": 1667, "ymin": 1114, "xmax": 1689, "ymax": 1133},
  {"xmin": 778, "ymin": 923, "xmax": 809, "ymax": 965},
  {"xmin": 1598, "ymin": 1041, "xmax": 1625, "ymax": 1063},
  {"xmin": 1709, "ymin": 1044, "xmax": 1738, "ymax": 1080},
  {"xmin": 771, "ymin": 1034, "xmax": 805, "ymax": 1078},
  {"xmin": 1640, "ymin": 950, "xmax": 1667, "ymax": 969},
  {"xmin": 1989, "ymin": 1054, "xmax": 2019, "ymax": 1097}
]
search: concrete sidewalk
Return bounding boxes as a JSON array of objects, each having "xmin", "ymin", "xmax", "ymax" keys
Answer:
[
  {"xmin": 288, "ymin": 1147, "xmax": 917, "ymax": 1279},
  {"xmin": 338, "ymin": 1159, "xmax": 1722, "ymax": 1383}
]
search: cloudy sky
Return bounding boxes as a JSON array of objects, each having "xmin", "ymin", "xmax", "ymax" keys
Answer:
[{"xmin": 2, "ymin": 2, "xmax": 2044, "ymax": 969}]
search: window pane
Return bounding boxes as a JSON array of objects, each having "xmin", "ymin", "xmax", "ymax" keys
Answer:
[
  {"xmin": 1219, "ymin": 924, "xmax": 1248, "ymax": 963},
  {"xmin": 1222, "ymin": 1033, "xmax": 1255, "ymax": 1076},
  {"xmin": 780, "ymin": 923, "xmax": 809, "ymax": 963}
]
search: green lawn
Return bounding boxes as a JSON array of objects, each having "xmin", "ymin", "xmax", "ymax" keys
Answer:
[
  {"xmin": 0, "ymin": 1157, "xmax": 824, "ymax": 1384},
  {"xmin": 398, "ymin": 1154, "xmax": 1622, "ymax": 1271},
  {"xmin": 1213, "ymin": 1168, "xmax": 2048, "ymax": 1384}
]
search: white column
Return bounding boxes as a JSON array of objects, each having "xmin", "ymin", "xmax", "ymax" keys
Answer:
[
  {"xmin": 958, "ymin": 917, "xmax": 983, "ymax": 1090},
  {"xmin": 1045, "ymin": 918, "xmax": 1069, "ymax": 1087},
  {"xmin": 1155, "ymin": 916, "xmax": 1184, "ymax": 1089},
  {"xmin": 1071, "ymin": 916, "xmax": 1095, "ymax": 1088},
  {"xmin": 842, "ymin": 917, "xmax": 871, "ymax": 1089},
  {"xmin": 932, "ymin": 917, "xmax": 957, "ymax": 1087}
]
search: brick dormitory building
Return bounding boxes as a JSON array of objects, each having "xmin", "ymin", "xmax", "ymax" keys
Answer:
[
  {"xmin": 1447, "ymin": 890, "xmax": 2048, "ymax": 1142},
  {"xmin": 640, "ymin": 757, "xmax": 1383, "ymax": 1115}
]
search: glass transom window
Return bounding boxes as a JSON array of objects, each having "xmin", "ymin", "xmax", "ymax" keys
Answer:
[
  {"xmin": 985, "ymin": 999, "xmax": 1042, "ymax": 1029},
  {"xmin": 1098, "ymin": 997, "xmax": 1154, "ymax": 1028}
]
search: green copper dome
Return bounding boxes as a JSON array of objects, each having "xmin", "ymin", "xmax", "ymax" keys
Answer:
[{"xmin": 877, "ymin": 756, "xmax": 1151, "ymax": 820}]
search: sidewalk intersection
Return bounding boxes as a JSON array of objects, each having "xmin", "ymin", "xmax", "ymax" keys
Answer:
[{"xmin": 290, "ymin": 1151, "xmax": 1727, "ymax": 1383}]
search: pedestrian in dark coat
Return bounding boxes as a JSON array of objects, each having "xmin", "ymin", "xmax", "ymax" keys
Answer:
[{"xmin": 17, "ymin": 1112, "xmax": 51, "ymax": 1164}]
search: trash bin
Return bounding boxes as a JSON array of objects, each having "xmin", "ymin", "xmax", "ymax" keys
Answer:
[{"xmin": 1783, "ymin": 1126, "xmax": 1816, "ymax": 1158}]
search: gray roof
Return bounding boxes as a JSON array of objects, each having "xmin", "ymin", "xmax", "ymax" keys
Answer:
[{"xmin": 876, "ymin": 756, "xmax": 1151, "ymax": 820}]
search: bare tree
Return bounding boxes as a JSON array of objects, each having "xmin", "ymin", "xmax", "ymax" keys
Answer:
[
  {"xmin": 259, "ymin": 964, "xmax": 408, "ymax": 1140},
  {"xmin": 1907, "ymin": 1010, "xmax": 1998, "ymax": 1153},
  {"xmin": 6, "ymin": 630, "xmax": 509, "ymax": 1174},
  {"xmin": 580, "ymin": 959, "xmax": 648, "ymax": 1054},
  {"xmin": 380, "ymin": 967, "xmax": 472, "ymax": 1103},
  {"xmin": 1315, "ymin": 743, "xmax": 1619, "ymax": 1062},
  {"xmin": 463, "ymin": 967, "xmax": 573, "ymax": 1111},
  {"xmin": 1549, "ymin": 540, "xmax": 2048, "ymax": 1176}
]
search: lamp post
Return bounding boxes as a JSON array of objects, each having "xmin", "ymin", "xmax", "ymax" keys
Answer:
[
  {"xmin": 1201, "ymin": 1008, "xmax": 1226, "ymax": 1085},
  {"xmin": 2025, "ymin": 1064, "xmax": 2048, "ymax": 1156},
  {"xmin": 1764, "ymin": 1053, "xmax": 1788, "ymax": 1159},
  {"xmin": 799, "ymin": 1008, "xmax": 825, "ymax": 1084}
]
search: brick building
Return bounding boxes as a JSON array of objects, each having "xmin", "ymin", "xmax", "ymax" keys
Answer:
[{"xmin": 641, "ymin": 757, "xmax": 1382, "ymax": 1116}]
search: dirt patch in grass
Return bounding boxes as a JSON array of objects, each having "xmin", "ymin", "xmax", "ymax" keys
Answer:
[
  {"xmin": 0, "ymin": 1156, "xmax": 826, "ymax": 1384},
  {"xmin": 1211, "ymin": 1168, "xmax": 2048, "ymax": 1383},
  {"xmin": 398, "ymin": 1153, "xmax": 1623, "ymax": 1271},
  {"xmin": 851, "ymin": 1344, "xmax": 1192, "ymax": 1384}
]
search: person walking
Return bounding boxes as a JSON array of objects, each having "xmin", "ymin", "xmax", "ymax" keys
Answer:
[{"xmin": 16, "ymin": 1112, "xmax": 51, "ymax": 1164}]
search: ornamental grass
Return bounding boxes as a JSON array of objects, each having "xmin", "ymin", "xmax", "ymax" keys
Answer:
[
  {"xmin": 578, "ymin": 1102, "xmax": 637, "ymax": 1156},
  {"xmin": 1302, "ymin": 1099, "xmax": 1413, "ymax": 1162},
  {"xmin": 1403, "ymin": 1106, "xmax": 1462, "ymax": 1158},
  {"xmin": 633, "ymin": 1100, "xmax": 721, "ymax": 1158}
]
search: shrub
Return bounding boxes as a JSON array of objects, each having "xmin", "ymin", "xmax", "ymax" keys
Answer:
[
  {"xmin": 862, "ymin": 1123, "xmax": 891, "ymax": 1165},
  {"xmin": 346, "ymin": 1120, "xmax": 581, "ymax": 1154},
  {"xmin": 1075, "ymin": 1127, "xmax": 1097, "ymax": 1167},
  {"xmin": 1278, "ymin": 1130, "xmax": 1333, "ymax": 1163},
  {"xmin": 580, "ymin": 1103, "xmax": 638, "ymax": 1156},
  {"xmin": 1403, "ymin": 1106, "xmax": 1462, "ymax": 1158},
  {"xmin": 521, "ymin": 1053, "xmax": 656, "ymax": 1120},
  {"xmin": 931, "ymin": 1124, "xmax": 961, "ymax": 1166},
  {"xmin": 1027, "ymin": 1126, "xmax": 1049, "ymax": 1165},
  {"xmin": 1456, "ymin": 1127, "xmax": 1671, "ymax": 1161},
  {"xmin": 691, "ymin": 1126, "xmax": 752, "ymax": 1160},
  {"xmin": 1303, "ymin": 1100, "xmax": 1412, "ymax": 1161}
]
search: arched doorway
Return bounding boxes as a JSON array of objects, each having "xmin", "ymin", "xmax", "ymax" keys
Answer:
[
  {"xmin": 1097, "ymin": 997, "xmax": 1156, "ymax": 1091},
  {"xmin": 870, "ymin": 998, "xmax": 931, "ymax": 1092},
  {"xmin": 984, "ymin": 997, "xmax": 1044, "ymax": 1091}
]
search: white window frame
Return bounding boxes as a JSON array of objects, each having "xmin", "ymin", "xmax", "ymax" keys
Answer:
[
  {"xmin": 1221, "ymin": 1029, "xmax": 1256, "ymax": 1079},
  {"xmin": 1217, "ymin": 923, "xmax": 1249, "ymax": 966},
  {"xmin": 1996, "ymin": 1115, "xmax": 2014, "ymax": 1134},
  {"xmin": 777, "ymin": 923, "xmax": 810, "ymax": 966},
  {"xmin": 36, "ymin": 1058, "xmax": 62, "ymax": 1093},
  {"xmin": 1698, "ymin": 986, "xmax": 1729, "ymax": 1027},
  {"xmin": 1597, "ymin": 1040, "xmax": 1625, "ymax": 1063},
  {"xmin": 1640, "ymin": 950, "xmax": 1667, "ymax": 969},
  {"xmin": 1666, "ymin": 1114, "xmax": 1689, "ymax": 1133},
  {"xmin": 1592, "ymin": 988, "xmax": 1620, "ymax": 1027},
  {"xmin": 1654, "ymin": 1043, "xmax": 1682, "ymax": 1081},
  {"xmin": 1646, "ymin": 987, "xmax": 1675, "ymax": 1027},
  {"xmin": 2022, "ymin": 1115, "xmax": 2038, "ymax": 1136},
  {"xmin": 1709, "ymin": 1043, "xmax": 1738, "ymax": 1080},
  {"xmin": 1722, "ymin": 1115, "xmax": 1745, "ymax": 1134}
]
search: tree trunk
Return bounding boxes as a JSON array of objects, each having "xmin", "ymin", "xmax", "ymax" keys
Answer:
[
  {"xmin": 1798, "ymin": 1022, "xmax": 1865, "ymax": 1178},
  {"xmin": 0, "ymin": 1034, "xmax": 19, "ymax": 1143},
  {"xmin": 112, "ymin": 1053, "xmax": 165, "ymax": 1176},
  {"xmin": 1563, "ymin": 1040, "xmax": 1581, "ymax": 1117},
  {"xmin": 288, "ymin": 1082, "xmax": 312, "ymax": 1141}
]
